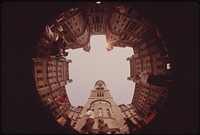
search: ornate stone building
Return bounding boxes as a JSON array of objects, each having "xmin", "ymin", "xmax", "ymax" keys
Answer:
[
  {"xmin": 33, "ymin": 56, "xmax": 72, "ymax": 119},
  {"xmin": 118, "ymin": 103, "xmax": 143, "ymax": 125},
  {"xmin": 73, "ymin": 80, "xmax": 127, "ymax": 134},
  {"xmin": 32, "ymin": 2, "xmax": 171, "ymax": 133},
  {"xmin": 127, "ymin": 38, "xmax": 170, "ymax": 118}
]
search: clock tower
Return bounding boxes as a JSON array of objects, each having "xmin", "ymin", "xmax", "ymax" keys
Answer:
[{"xmin": 75, "ymin": 80, "xmax": 127, "ymax": 134}]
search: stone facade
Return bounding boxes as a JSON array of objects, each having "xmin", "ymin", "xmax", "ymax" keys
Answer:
[
  {"xmin": 33, "ymin": 2, "xmax": 171, "ymax": 133},
  {"xmin": 33, "ymin": 56, "xmax": 72, "ymax": 119},
  {"xmin": 73, "ymin": 80, "xmax": 128, "ymax": 134}
]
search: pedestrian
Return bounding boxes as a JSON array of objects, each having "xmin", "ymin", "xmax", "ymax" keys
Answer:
[
  {"xmin": 80, "ymin": 108, "xmax": 95, "ymax": 134},
  {"xmin": 98, "ymin": 119, "xmax": 109, "ymax": 134},
  {"xmin": 135, "ymin": 70, "xmax": 171, "ymax": 87}
]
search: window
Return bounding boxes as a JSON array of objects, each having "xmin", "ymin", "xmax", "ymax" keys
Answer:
[
  {"xmin": 38, "ymin": 85, "xmax": 43, "ymax": 89},
  {"xmin": 72, "ymin": 122, "xmax": 76, "ymax": 127},
  {"xmin": 37, "ymin": 70, "xmax": 43, "ymax": 73},
  {"xmin": 128, "ymin": 23, "xmax": 136, "ymax": 31},
  {"xmin": 130, "ymin": 112, "xmax": 133, "ymax": 116},
  {"xmin": 96, "ymin": 16, "xmax": 100, "ymax": 23},
  {"xmin": 107, "ymin": 109, "xmax": 111, "ymax": 117},
  {"xmin": 37, "ymin": 77, "xmax": 43, "ymax": 81},
  {"xmin": 92, "ymin": 16, "xmax": 95, "ymax": 23},
  {"xmin": 98, "ymin": 108, "xmax": 103, "ymax": 117}
]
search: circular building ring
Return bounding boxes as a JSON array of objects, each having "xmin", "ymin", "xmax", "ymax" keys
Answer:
[{"xmin": 32, "ymin": 2, "xmax": 172, "ymax": 134}]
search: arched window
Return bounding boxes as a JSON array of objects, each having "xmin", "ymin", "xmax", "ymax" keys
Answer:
[
  {"xmin": 107, "ymin": 109, "xmax": 111, "ymax": 117},
  {"xmin": 98, "ymin": 108, "xmax": 103, "ymax": 117}
]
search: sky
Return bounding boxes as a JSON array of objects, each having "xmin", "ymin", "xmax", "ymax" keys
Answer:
[{"xmin": 66, "ymin": 35, "xmax": 135, "ymax": 106}]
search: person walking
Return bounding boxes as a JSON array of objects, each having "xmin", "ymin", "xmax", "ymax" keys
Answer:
[
  {"xmin": 135, "ymin": 71, "xmax": 171, "ymax": 87},
  {"xmin": 98, "ymin": 119, "xmax": 109, "ymax": 134},
  {"xmin": 80, "ymin": 108, "xmax": 95, "ymax": 134}
]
